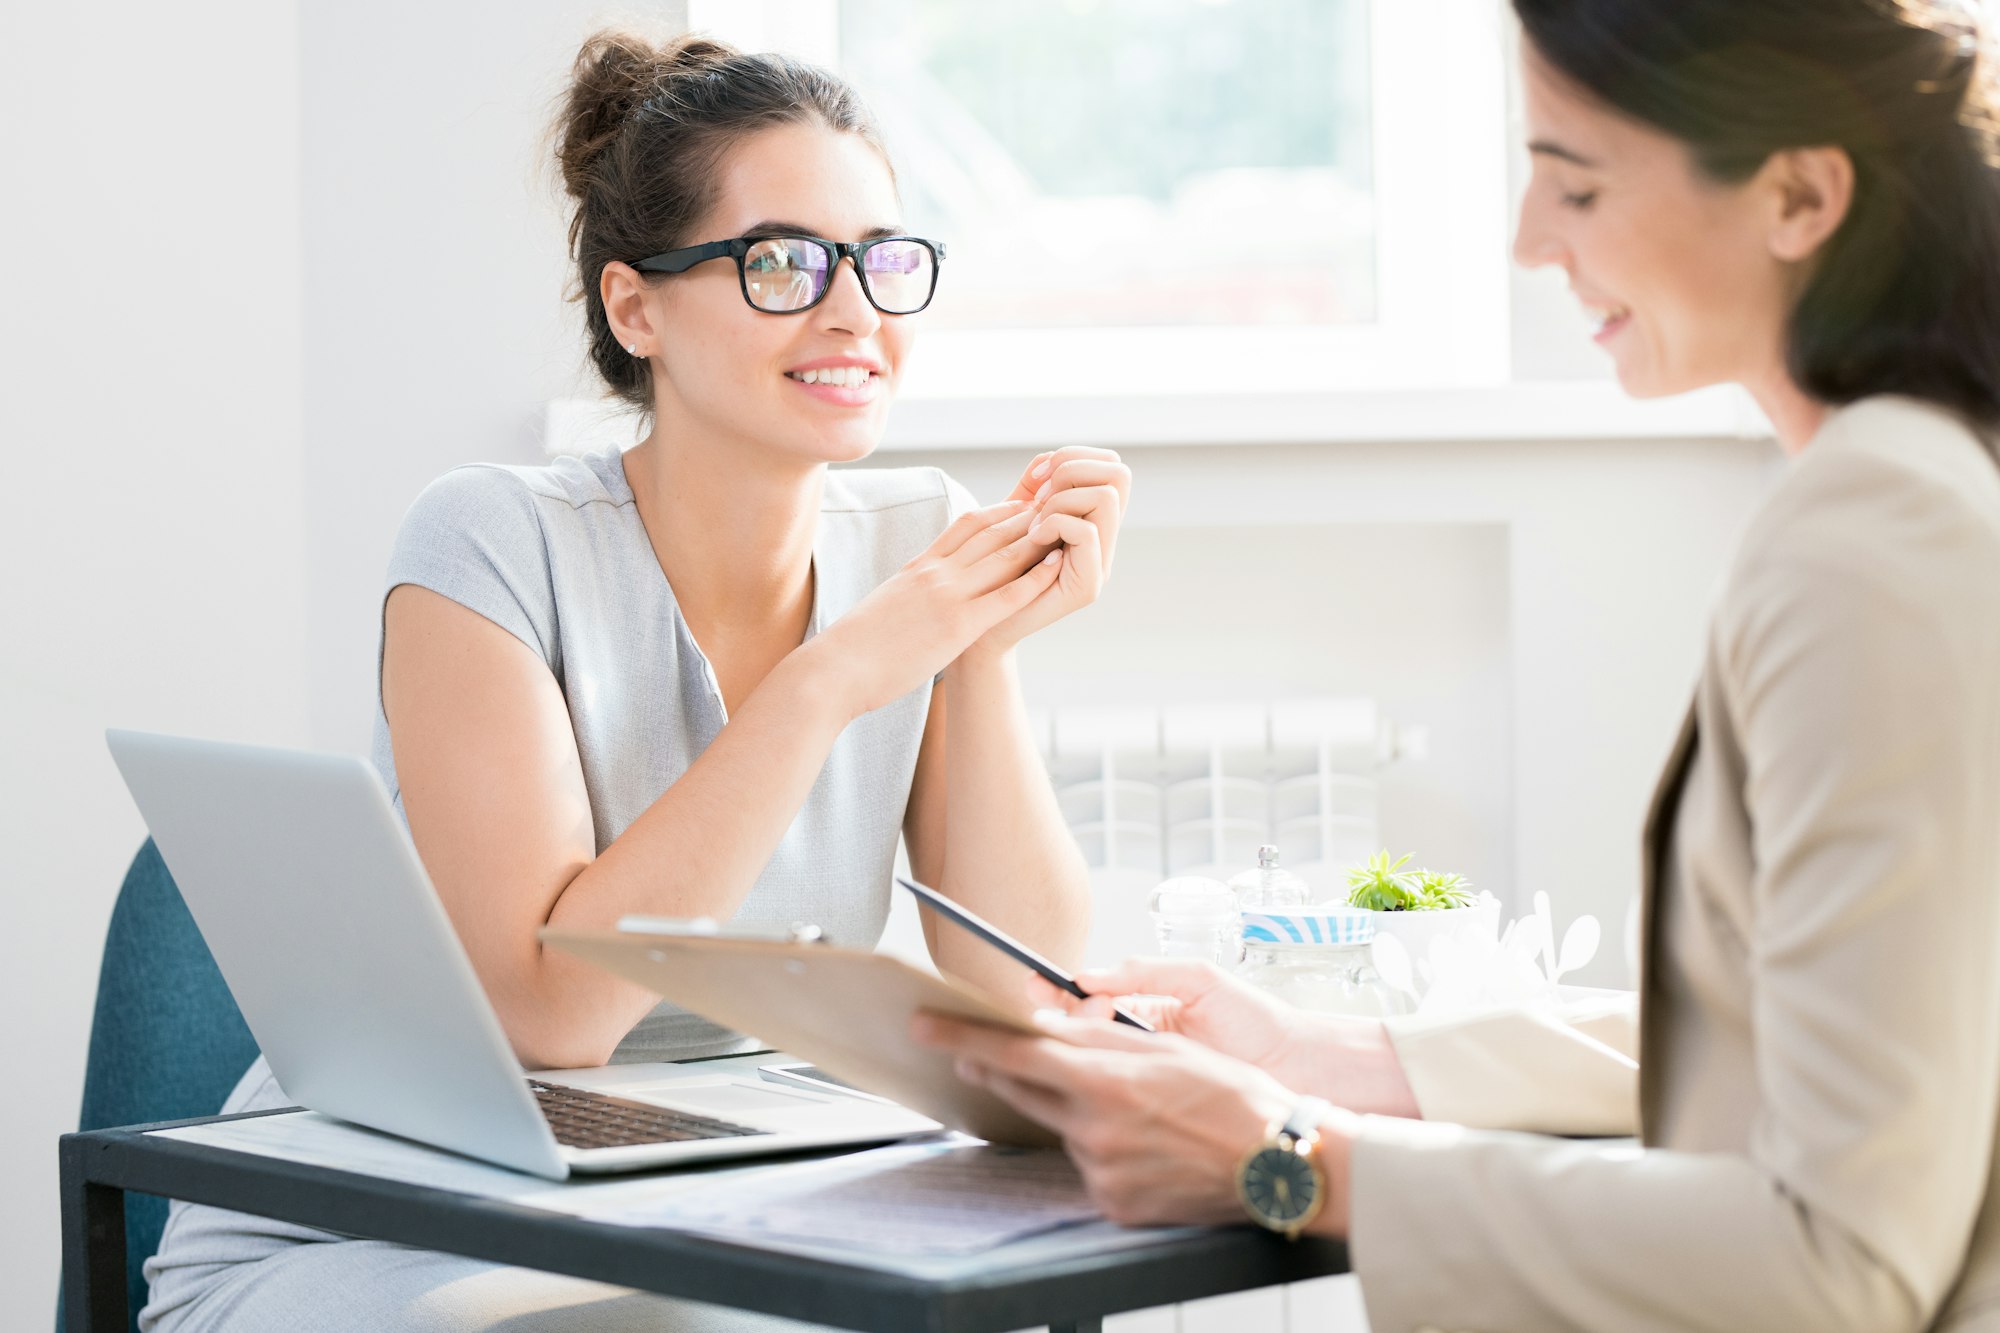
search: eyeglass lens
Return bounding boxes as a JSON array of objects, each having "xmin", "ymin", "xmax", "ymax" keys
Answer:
[{"xmin": 742, "ymin": 238, "xmax": 935, "ymax": 314}]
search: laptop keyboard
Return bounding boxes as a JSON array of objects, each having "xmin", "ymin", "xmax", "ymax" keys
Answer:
[{"xmin": 528, "ymin": 1079, "xmax": 771, "ymax": 1150}]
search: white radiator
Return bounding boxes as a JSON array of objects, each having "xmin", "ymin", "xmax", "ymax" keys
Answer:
[{"xmin": 1029, "ymin": 697, "xmax": 1421, "ymax": 966}]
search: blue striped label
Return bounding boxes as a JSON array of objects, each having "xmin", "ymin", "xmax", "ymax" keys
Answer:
[{"xmin": 1241, "ymin": 909, "xmax": 1372, "ymax": 945}]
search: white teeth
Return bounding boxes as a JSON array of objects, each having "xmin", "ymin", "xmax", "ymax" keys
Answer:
[
  {"xmin": 791, "ymin": 366, "xmax": 875, "ymax": 387},
  {"xmin": 1585, "ymin": 305, "xmax": 1629, "ymax": 333}
]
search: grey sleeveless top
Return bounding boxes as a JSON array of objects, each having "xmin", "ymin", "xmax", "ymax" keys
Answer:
[{"xmin": 369, "ymin": 449, "xmax": 974, "ymax": 1061}]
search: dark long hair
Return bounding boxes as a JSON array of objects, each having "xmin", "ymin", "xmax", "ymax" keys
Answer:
[
  {"xmin": 551, "ymin": 31, "xmax": 891, "ymax": 410},
  {"xmin": 1514, "ymin": 0, "xmax": 2000, "ymax": 430}
]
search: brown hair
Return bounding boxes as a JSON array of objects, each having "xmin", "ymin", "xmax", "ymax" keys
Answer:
[
  {"xmin": 1514, "ymin": 0, "xmax": 2000, "ymax": 430},
  {"xmin": 553, "ymin": 30, "xmax": 892, "ymax": 409}
]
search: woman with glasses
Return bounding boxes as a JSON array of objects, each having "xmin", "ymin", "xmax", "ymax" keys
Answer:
[
  {"xmin": 140, "ymin": 30, "xmax": 1126, "ymax": 1332},
  {"xmin": 921, "ymin": 1, "xmax": 2000, "ymax": 1329}
]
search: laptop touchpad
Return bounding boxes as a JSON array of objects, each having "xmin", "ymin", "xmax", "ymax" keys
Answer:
[{"xmin": 662, "ymin": 1083, "xmax": 826, "ymax": 1115}]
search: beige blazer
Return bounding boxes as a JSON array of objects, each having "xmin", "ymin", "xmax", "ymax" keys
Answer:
[{"xmin": 1348, "ymin": 396, "xmax": 2000, "ymax": 1333}]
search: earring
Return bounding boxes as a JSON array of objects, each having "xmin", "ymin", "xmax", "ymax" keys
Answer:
[{"xmin": 625, "ymin": 343, "xmax": 639, "ymax": 357}]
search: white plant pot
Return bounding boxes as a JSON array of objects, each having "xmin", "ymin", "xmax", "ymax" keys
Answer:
[{"xmin": 1364, "ymin": 900, "xmax": 1501, "ymax": 988}]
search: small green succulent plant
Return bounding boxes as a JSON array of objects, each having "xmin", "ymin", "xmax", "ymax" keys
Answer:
[{"xmin": 1345, "ymin": 851, "xmax": 1475, "ymax": 912}]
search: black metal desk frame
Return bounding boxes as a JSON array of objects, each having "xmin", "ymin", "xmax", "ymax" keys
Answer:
[{"xmin": 61, "ymin": 1110, "xmax": 1349, "ymax": 1333}]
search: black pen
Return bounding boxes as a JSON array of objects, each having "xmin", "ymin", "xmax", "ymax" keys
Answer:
[{"xmin": 896, "ymin": 876, "xmax": 1155, "ymax": 1031}]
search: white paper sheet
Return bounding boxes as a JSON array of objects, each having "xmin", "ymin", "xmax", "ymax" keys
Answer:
[{"xmin": 586, "ymin": 1139, "xmax": 1101, "ymax": 1256}]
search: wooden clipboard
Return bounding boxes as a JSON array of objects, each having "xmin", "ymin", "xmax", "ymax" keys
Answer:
[{"xmin": 540, "ymin": 926, "xmax": 1061, "ymax": 1148}]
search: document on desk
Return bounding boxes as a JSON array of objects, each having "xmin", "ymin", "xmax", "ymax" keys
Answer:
[{"xmin": 585, "ymin": 1139, "xmax": 1100, "ymax": 1256}]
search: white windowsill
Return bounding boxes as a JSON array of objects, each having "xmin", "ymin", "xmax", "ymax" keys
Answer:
[
  {"xmin": 543, "ymin": 381, "xmax": 1772, "ymax": 458},
  {"xmin": 881, "ymin": 381, "xmax": 1768, "ymax": 450}
]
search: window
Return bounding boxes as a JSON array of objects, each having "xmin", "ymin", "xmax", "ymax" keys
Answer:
[{"xmin": 689, "ymin": 0, "xmax": 1516, "ymax": 402}]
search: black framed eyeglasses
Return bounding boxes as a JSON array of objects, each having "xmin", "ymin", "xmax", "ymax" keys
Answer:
[{"xmin": 631, "ymin": 235, "xmax": 945, "ymax": 315}]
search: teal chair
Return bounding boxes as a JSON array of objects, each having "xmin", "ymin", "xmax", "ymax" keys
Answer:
[{"xmin": 61, "ymin": 839, "xmax": 259, "ymax": 1333}]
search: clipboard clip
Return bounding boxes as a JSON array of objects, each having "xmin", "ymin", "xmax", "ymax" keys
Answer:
[{"xmin": 615, "ymin": 915, "xmax": 829, "ymax": 946}]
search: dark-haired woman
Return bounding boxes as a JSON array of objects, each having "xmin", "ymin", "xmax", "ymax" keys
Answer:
[
  {"xmin": 920, "ymin": 3, "xmax": 2000, "ymax": 1329},
  {"xmin": 140, "ymin": 30, "xmax": 1124, "ymax": 1332}
]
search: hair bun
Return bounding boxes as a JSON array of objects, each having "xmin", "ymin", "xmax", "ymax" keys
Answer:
[
  {"xmin": 660, "ymin": 33, "xmax": 737, "ymax": 77},
  {"xmin": 554, "ymin": 31, "xmax": 738, "ymax": 203}
]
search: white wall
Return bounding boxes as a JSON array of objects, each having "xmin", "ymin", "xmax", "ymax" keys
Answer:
[
  {"xmin": 298, "ymin": 0, "xmax": 640, "ymax": 753},
  {"xmin": 1, "ymin": 0, "xmax": 670, "ymax": 1313},
  {"xmin": 0, "ymin": 0, "xmax": 310, "ymax": 1315}
]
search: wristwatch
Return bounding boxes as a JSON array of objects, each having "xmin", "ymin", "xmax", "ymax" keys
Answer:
[{"xmin": 1236, "ymin": 1095, "xmax": 1331, "ymax": 1239}]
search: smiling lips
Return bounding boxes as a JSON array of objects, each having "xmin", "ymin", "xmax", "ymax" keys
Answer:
[
  {"xmin": 788, "ymin": 365, "xmax": 875, "ymax": 388},
  {"xmin": 785, "ymin": 358, "xmax": 885, "ymax": 405},
  {"xmin": 1579, "ymin": 298, "xmax": 1631, "ymax": 343}
]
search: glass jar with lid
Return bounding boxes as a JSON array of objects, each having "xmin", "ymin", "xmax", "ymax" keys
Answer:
[
  {"xmin": 1238, "ymin": 908, "xmax": 1412, "ymax": 1017},
  {"xmin": 1148, "ymin": 875, "xmax": 1242, "ymax": 966},
  {"xmin": 1227, "ymin": 844, "xmax": 1312, "ymax": 912}
]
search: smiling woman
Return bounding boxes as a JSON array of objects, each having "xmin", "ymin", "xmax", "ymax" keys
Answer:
[
  {"xmin": 1514, "ymin": 0, "xmax": 2000, "ymax": 439},
  {"xmin": 910, "ymin": 3, "xmax": 2000, "ymax": 1331},
  {"xmin": 556, "ymin": 36, "xmax": 921, "ymax": 462},
  {"xmin": 136, "ymin": 26, "xmax": 1128, "ymax": 1333}
]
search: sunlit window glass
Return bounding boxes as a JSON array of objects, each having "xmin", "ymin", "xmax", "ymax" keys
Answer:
[{"xmin": 841, "ymin": 0, "xmax": 1375, "ymax": 330}]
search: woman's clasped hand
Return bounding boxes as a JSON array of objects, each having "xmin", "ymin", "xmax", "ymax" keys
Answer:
[
  {"xmin": 814, "ymin": 445, "xmax": 1130, "ymax": 715},
  {"xmin": 988, "ymin": 446, "xmax": 1130, "ymax": 649}
]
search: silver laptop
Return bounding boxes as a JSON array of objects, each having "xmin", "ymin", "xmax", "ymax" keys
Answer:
[{"xmin": 106, "ymin": 728, "xmax": 939, "ymax": 1180}]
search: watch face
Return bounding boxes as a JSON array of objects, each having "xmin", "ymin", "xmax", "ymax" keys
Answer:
[{"xmin": 1241, "ymin": 1145, "xmax": 1320, "ymax": 1229}]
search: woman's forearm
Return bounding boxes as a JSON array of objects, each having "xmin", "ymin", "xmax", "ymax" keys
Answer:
[
  {"xmin": 1289, "ymin": 1015, "xmax": 1422, "ymax": 1120},
  {"xmin": 521, "ymin": 640, "xmax": 863, "ymax": 1066},
  {"xmin": 932, "ymin": 646, "xmax": 1091, "ymax": 993}
]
